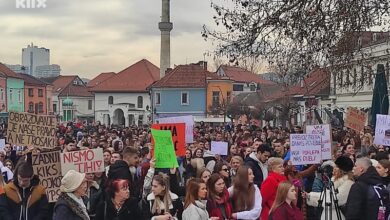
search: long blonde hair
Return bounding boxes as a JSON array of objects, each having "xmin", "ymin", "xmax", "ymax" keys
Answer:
[
  {"xmin": 269, "ymin": 181, "xmax": 292, "ymax": 214},
  {"xmin": 151, "ymin": 173, "xmax": 172, "ymax": 214}
]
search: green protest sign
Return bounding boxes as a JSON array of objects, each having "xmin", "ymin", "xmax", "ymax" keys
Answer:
[{"xmin": 151, "ymin": 129, "xmax": 179, "ymax": 168}]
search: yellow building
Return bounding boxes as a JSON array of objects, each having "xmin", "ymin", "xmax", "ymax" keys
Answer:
[{"xmin": 206, "ymin": 74, "xmax": 233, "ymax": 117}]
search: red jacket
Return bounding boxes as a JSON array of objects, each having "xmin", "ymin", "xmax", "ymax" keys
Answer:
[
  {"xmin": 206, "ymin": 188, "xmax": 233, "ymax": 220},
  {"xmin": 269, "ymin": 202, "xmax": 304, "ymax": 220},
  {"xmin": 260, "ymin": 171, "xmax": 287, "ymax": 220}
]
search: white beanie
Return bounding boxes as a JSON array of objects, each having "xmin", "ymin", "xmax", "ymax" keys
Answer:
[{"xmin": 60, "ymin": 170, "xmax": 85, "ymax": 193}]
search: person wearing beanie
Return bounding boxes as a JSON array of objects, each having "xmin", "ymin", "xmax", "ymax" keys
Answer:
[
  {"xmin": 0, "ymin": 160, "xmax": 49, "ymax": 220},
  {"xmin": 53, "ymin": 170, "xmax": 89, "ymax": 220},
  {"xmin": 304, "ymin": 156, "xmax": 354, "ymax": 220}
]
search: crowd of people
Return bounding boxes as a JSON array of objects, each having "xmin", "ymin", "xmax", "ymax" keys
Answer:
[{"xmin": 0, "ymin": 121, "xmax": 388, "ymax": 220}]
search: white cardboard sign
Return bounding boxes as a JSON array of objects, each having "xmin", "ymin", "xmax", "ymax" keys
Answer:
[
  {"xmin": 61, "ymin": 148, "xmax": 104, "ymax": 175},
  {"xmin": 290, "ymin": 134, "xmax": 322, "ymax": 165},
  {"xmin": 374, "ymin": 114, "xmax": 390, "ymax": 146},
  {"xmin": 306, "ymin": 124, "xmax": 332, "ymax": 160},
  {"xmin": 157, "ymin": 115, "xmax": 194, "ymax": 143},
  {"xmin": 210, "ymin": 141, "xmax": 228, "ymax": 156}
]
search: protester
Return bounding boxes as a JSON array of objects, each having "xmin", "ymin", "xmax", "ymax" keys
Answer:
[
  {"xmin": 376, "ymin": 159, "xmax": 390, "ymax": 186},
  {"xmin": 244, "ymin": 144, "xmax": 271, "ymax": 187},
  {"xmin": 206, "ymin": 173, "xmax": 233, "ymax": 219},
  {"xmin": 260, "ymin": 157, "xmax": 286, "ymax": 220},
  {"xmin": 197, "ymin": 168, "xmax": 212, "ymax": 184},
  {"xmin": 53, "ymin": 170, "xmax": 89, "ymax": 220},
  {"xmin": 228, "ymin": 165, "xmax": 262, "ymax": 220},
  {"xmin": 345, "ymin": 157, "xmax": 383, "ymax": 220},
  {"xmin": 182, "ymin": 178, "xmax": 217, "ymax": 220},
  {"xmin": 268, "ymin": 181, "xmax": 304, "ymax": 220},
  {"xmin": 0, "ymin": 160, "xmax": 49, "ymax": 220},
  {"xmin": 95, "ymin": 179, "xmax": 142, "ymax": 220},
  {"xmin": 213, "ymin": 162, "xmax": 231, "ymax": 187}
]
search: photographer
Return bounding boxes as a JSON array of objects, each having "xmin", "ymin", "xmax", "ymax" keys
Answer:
[{"xmin": 303, "ymin": 156, "xmax": 354, "ymax": 220}]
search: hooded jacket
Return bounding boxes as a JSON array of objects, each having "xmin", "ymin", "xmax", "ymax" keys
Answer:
[
  {"xmin": 345, "ymin": 166, "xmax": 383, "ymax": 220},
  {"xmin": 244, "ymin": 152, "xmax": 268, "ymax": 188},
  {"xmin": 0, "ymin": 175, "xmax": 49, "ymax": 220}
]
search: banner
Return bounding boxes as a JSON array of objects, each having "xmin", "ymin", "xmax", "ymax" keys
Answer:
[
  {"xmin": 157, "ymin": 115, "xmax": 194, "ymax": 143},
  {"xmin": 374, "ymin": 114, "xmax": 390, "ymax": 145},
  {"xmin": 7, "ymin": 112, "xmax": 57, "ymax": 148},
  {"xmin": 151, "ymin": 129, "xmax": 179, "ymax": 168},
  {"xmin": 211, "ymin": 141, "xmax": 228, "ymax": 155},
  {"xmin": 151, "ymin": 123, "xmax": 186, "ymax": 156},
  {"xmin": 32, "ymin": 151, "xmax": 62, "ymax": 202},
  {"xmin": 61, "ymin": 148, "xmax": 104, "ymax": 175},
  {"xmin": 306, "ymin": 124, "xmax": 332, "ymax": 160},
  {"xmin": 290, "ymin": 134, "xmax": 322, "ymax": 165},
  {"xmin": 345, "ymin": 107, "xmax": 367, "ymax": 132}
]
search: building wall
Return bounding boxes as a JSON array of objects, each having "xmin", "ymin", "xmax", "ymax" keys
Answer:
[
  {"xmin": 22, "ymin": 44, "xmax": 50, "ymax": 76},
  {"xmin": 206, "ymin": 80, "xmax": 233, "ymax": 113},
  {"xmin": 58, "ymin": 96, "xmax": 94, "ymax": 120},
  {"xmin": 7, "ymin": 78, "xmax": 24, "ymax": 112},
  {"xmin": 46, "ymin": 85, "xmax": 53, "ymax": 114},
  {"xmin": 152, "ymin": 88, "xmax": 206, "ymax": 119},
  {"xmin": 0, "ymin": 77, "xmax": 7, "ymax": 112},
  {"xmin": 24, "ymin": 84, "xmax": 47, "ymax": 114}
]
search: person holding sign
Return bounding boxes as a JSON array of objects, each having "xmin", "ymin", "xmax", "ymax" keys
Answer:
[{"xmin": 0, "ymin": 160, "xmax": 49, "ymax": 220}]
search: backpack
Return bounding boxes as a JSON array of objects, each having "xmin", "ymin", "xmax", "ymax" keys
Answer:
[{"xmin": 367, "ymin": 184, "xmax": 390, "ymax": 220}]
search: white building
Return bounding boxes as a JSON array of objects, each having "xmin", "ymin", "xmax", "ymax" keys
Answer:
[
  {"xmin": 35, "ymin": 64, "xmax": 61, "ymax": 78},
  {"xmin": 5, "ymin": 64, "xmax": 29, "ymax": 74},
  {"xmin": 329, "ymin": 32, "xmax": 390, "ymax": 113},
  {"xmin": 89, "ymin": 59, "xmax": 159, "ymax": 127},
  {"xmin": 22, "ymin": 43, "xmax": 50, "ymax": 76}
]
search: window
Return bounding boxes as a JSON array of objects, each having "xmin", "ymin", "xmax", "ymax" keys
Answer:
[
  {"xmin": 360, "ymin": 65, "xmax": 365, "ymax": 87},
  {"xmin": 28, "ymin": 88, "xmax": 34, "ymax": 97},
  {"xmin": 155, "ymin": 92, "xmax": 161, "ymax": 105},
  {"xmin": 181, "ymin": 92, "xmax": 189, "ymax": 105},
  {"xmin": 38, "ymin": 89, "xmax": 43, "ymax": 97},
  {"xmin": 88, "ymin": 100, "xmax": 92, "ymax": 110},
  {"xmin": 0, "ymin": 88, "xmax": 4, "ymax": 101},
  {"xmin": 249, "ymin": 83, "xmax": 257, "ymax": 91},
  {"xmin": 28, "ymin": 102, "xmax": 34, "ymax": 112},
  {"xmin": 47, "ymin": 98, "xmax": 51, "ymax": 112},
  {"xmin": 108, "ymin": 96, "xmax": 113, "ymax": 104},
  {"xmin": 18, "ymin": 90, "xmax": 22, "ymax": 103},
  {"xmin": 9, "ymin": 89, "xmax": 12, "ymax": 101},
  {"xmin": 368, "ymin": 66, "xmax": 373, "ymax": 85},
  {"xmin": 38, "ymin": 102, "xmax": 44, "ymax": 113},
  {"xmin": 137, "ymin": 96, "xmax": 143, "ymax": 108},
  {"xmin": 212, "ymin": 91, "xmax": 220, "ymax": 107},
  {"xmin": 53, "ymin": 104, "xmax": 57, "ymax": 113},
  {"xmin": 233, "ymin": 84, "xmax": 244, "ymax": 91},
  {"xmin": 227, "ymin": 91, "xmax": 232, "ymax": 103}
]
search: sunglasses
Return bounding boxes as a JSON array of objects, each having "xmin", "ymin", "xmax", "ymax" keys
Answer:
[{"xmin": 222, "ymin": 168, "xmax": 230, "ymax": 172}]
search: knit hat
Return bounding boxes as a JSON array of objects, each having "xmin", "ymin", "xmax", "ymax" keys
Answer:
[
  {"xmin": 60, "ymin": 170, "xmax": 86, "ymax": 193},
  {"xmin": 335, "ymin": 156, "xmax": 354, "ymax": 172}
]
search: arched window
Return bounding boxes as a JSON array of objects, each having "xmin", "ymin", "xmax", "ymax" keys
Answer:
[
  {"xmin": 108, "ymin": 96, "xmax": 113, "ymax": 104},
  {"xmin": 137, "ymin": 96, "xmax": 143, "ymax": 108},
  {"xmin": 28, "ymin": 102, "xmax": 34, "ymax": 112},
  {"xmin": 38, "ymin": 102, "xmax": 44, "ymax": 113}
]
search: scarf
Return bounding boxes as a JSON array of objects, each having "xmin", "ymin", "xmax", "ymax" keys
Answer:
[{"xmin": 59, "ymin": 193, "xmax": 90, "ymax": 220}]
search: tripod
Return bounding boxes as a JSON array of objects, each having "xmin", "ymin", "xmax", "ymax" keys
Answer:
[{"xmin": 317, "ymin": 174, "xmax": 342, "ymax": 220}]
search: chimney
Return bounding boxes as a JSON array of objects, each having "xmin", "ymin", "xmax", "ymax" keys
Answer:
[
  {"xmin": 159, "ymin": 0, "xmax": 173, "ymax": 79},
  {"xmin": 196, "ymin": 61, "xmax": 207, "ymax": 71}
]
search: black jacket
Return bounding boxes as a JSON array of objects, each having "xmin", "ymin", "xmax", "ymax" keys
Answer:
[
  {"xmin": 0, "ymin": 175, "xmax": 49, "ymax": 220},
  {"xmin": 141, "ymin": 192, "xmax": 183, "ymax": 220},
  {"xmin": 108, "ymin": 160, "xmax": 141, "ymax": 199},
  {"xmin": 244, "ymin": 155, "xmax": 265, "ymax": 187},
  {"xmin": 346, "ymin": 166, "xmax": 383, "ymax": 220},
  {"xmin": 95, "ymin": 197, "xmax": 143, "ymax": 220},
  {"xmin": 53, "ymin": 193, "xmax": 89, "ymax": 220}
]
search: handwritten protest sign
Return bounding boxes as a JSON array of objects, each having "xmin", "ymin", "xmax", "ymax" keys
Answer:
[
  {"xmin": 306, "ymin": 124, "xmax": 332, "ymax": 160},
  {"xmin": 151, "ymin": 129, "xmax": 179, "ymax": 168},
  {"xmin": 345, "ymin": 107, "xmax": 367, "ymax": 132},
  {"xmin": 374, "ymin": 114, "xmax": 390, "ymax": 145},
  {"xmin": 61, "ymin": 148, "xmax": 104, "ymax": 175},
  {"xmin": 211, "ymin": 141, "xmax": 229, "ymax": 155},
  {"xmin": 152, "ymin": 123, "xmax": 186, "ymax": 156},
  {"xmin": 0, "ymin": 139, "xmax": 5, "ymax": 151},
  {"xmin": 157, "ymin": 115, "xmax": 194, "ymax": 143},
  {"xmin": 32, "ymin": 151, "xmax": 62, "ymax": 202},
  {"xmin": 7, "ymin": 112, "xmax": 57, "ymax": 148},
  {"xmin": 290, "ymin": 134, "xmax": 322, "ymax": 165}
]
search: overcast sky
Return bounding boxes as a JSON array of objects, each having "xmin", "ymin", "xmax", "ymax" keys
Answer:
[{"xmin": 0, "ymin": 0, "xmax": 217, "ymax": 79}]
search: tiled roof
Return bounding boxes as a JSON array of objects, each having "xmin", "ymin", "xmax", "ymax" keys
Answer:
[
  {"xmin": 90, "ymin": 59, "xmax": 159, "ymax": 92},
  {"xmin": 52, "ymin": 75, "xmax": 93, "ymax": 97},
  {"xmin": 151, "ymin": 63, "xmax": 209, "ymax": 88},
  {"xmin": 87, "ymin": 72, "xmax": 116, "ymax": 88},
  {"xmin": 219, "ymin": 65, "xmax": 276, "ymax": 85},
  {"xmin": 0, "ymin": 63, "xmax": 22, "ymax": 79},
  {"xmin": 20, "ymin": 73, "xmax": 48, "ymax": 86}
]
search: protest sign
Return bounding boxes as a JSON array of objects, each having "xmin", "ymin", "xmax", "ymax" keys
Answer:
[
  {"xmin": 374, "ymin": 114, "xmax": 390, "ymax": 145},
  {"xmin": 345, "ymin": 107, "xmax": 367, "ymax": 132},
  {"xmin": 61, "ymin": 148, "xmax": 104, "ymax": 175},
  {"xmin": 151, "ymin": 129, "xmax": 179, "ymax": 168},
  {"xmin": 290, "ymin": 134, "xmax": 322, "ymax": 165},
  {"xmin": 0, "ymin": 139, "xmax": 5, "ymax": 151},
  {"xmin": 6, "ymin": 112, "xmax": 57, "ymax": 148},
  {"xmin": 32, "ymin": 151, "xmax": 62, "ymax": 202},
  {"xmin": 157, "ymin": 115, "xmax": 194, "ymax": 143},
  {"xmin": 151, "ymin": 123, "xmax": 186, "ymax": 156},
  {"xmin": 306, "ymin": 124, "xmax": 332, "ymax": 160},
  {"xmin": 210, "ymin": 141, "xmax": 229, "ymax": 156}
]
